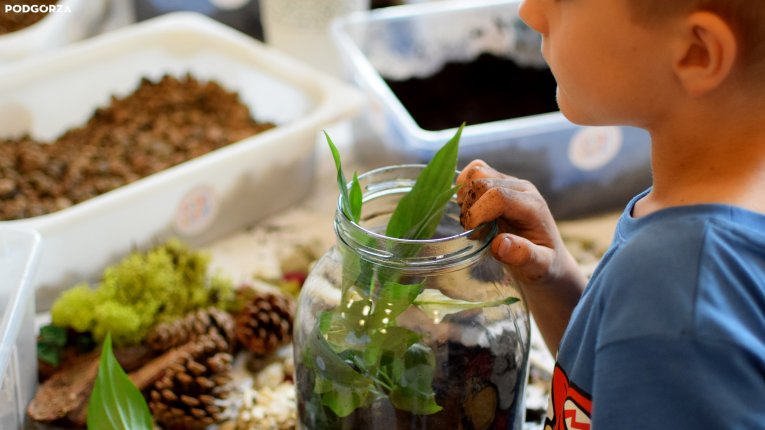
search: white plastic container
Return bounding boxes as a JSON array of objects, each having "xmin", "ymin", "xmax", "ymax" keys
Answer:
[
  {"xmin": 0, "ymin": 228, "xmax": 40, "ymax": 429},
  {"xmin": 259, "ymin": 0, "xmax": 370, "ymax": 77},
  {"xmin": 0, "ymin": 0, "xmax": 107, "ymax": 64},
  {"xmin": 0, "ymin": 12, "xmax": 362, "ymax": 308},
  {"xmin": 333, "ymin": 0, "xmax": 652, "ymax": 218}
]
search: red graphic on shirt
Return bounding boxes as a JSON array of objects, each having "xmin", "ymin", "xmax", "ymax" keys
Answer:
[{"xmin": 544, "ymin": 364, "xmax": 592, "ymax": 430}]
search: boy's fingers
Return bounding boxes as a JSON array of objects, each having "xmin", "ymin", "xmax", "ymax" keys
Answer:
[
  {"xmin": 457, "ymin": 162, "xmax": 505, "ymax": 195},
  {"xmin": 458, "ymin": 177, "xmax": 533, "ymax": 217},
  {"xmin": 457, "ymin": 161, "xmax": 528, "ymax": 205},
  {"xmin": 471, "ymin": 178, "xmax": 536, "ymax": 197},
  {"xmin": 457, "ymin": 160, "xmax": 492, "ymax": 205},
  {"xmin": 491, "ymin": 234, "xmax": 554, "ymax": 282},
  {"xmin": 456, "ymin": 159, "xmax": 490, "ymax": 186},
  {"xmin": 462, "ymin": 186, "xmax": 542, "ymax": 230}
]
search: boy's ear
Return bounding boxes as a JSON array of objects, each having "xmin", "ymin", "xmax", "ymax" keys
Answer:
[{"xmin": 672, "ymin": 11, "xmax": 738, "ymax": 96}]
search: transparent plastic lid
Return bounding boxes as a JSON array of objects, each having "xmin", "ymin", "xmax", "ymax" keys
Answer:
[{"xmin": 0, "ymin": 228, "xmax": 41, "ymax": 429}]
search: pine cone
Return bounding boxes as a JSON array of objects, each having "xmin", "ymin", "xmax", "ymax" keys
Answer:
[
  {"xmin": 234, "ymin": 290, "xmax": 295, "ymax": 356},
  {"xmin": 149, "ymin": 333, "xmax": 233, "ymax": 430},
  {"xmin": 146, "ymin": 307, "xmax": 235, "ymax": 352}
]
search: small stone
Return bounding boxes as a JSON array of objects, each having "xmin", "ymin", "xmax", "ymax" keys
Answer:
[
  {"xmin": 255, "ymin": 362, "xmax": 286, "ymax": 389},
  {"xmin": 0, "ymin": 178, "xmax": 15, "ymax": 196}
]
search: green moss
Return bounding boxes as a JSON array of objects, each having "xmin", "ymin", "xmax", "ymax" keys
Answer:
[
  {"xmin": 92, "ymin": 302, "xmax": 143, "ymax": 345},
  {"xmin": 51, "ymin": 284, "xmax": 100, "ymax": 333},
  {"xmin": 49, "ymin": 240, "xmax": 234, "ymax": 346}
]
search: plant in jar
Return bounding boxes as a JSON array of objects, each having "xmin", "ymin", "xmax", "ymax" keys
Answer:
[{"xmin": 295, "ymin": 127, "xmax": 530, "ymax": 429}]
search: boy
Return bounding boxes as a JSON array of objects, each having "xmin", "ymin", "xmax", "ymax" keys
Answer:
[{"xmin": 457, "ymin": 0, "xmax": 765, "ymax": 428}]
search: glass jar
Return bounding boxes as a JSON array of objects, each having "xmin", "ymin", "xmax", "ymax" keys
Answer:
[{"xmin": 294, "ymin": 165, "xmax": 530, "ymax": 430}]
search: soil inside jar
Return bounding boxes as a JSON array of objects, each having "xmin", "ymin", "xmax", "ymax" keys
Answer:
[
  {"xmin": 0, "ymin": 74, "xmax": 274, "ymax": 221},
  {"xmin": 0, "ymin": 0, "xmax": 59, "ymax": 34},
  {"xmin": 298, "ymin": 325, "xmax": 528, "ymax": 430},
  {"xmin": 383, "ymin": 52, "xmax": 558, "ymax": 131}
]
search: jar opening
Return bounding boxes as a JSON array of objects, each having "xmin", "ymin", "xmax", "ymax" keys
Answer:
[{"xmin": 334, "ymin": 164, "xmax": 496, "ymax": 271}]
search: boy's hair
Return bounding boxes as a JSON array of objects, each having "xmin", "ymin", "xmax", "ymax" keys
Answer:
[{"xmin": 627, "ymin": 0, "xmax": 765, "ymax": 74}]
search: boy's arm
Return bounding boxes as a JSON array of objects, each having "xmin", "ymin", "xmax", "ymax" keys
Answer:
[{"xmin": 457, "ymin": 160, "xmax": 586, "ymax": 354}]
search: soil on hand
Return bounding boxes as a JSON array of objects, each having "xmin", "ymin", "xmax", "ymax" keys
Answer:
[
  {"xmin": 0, "ymin": 0, "xmax": 59, "ymax": 34},
  {"xmin": 0, "ymin": 74, "xmax": 274, "ymax": 221},
  {"xmin": 384, "ymin": 53, "xmax": 558, "ymax": 131}
]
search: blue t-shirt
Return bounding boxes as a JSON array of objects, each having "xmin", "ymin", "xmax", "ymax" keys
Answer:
[{"xmin": 545, "ymin": 190, "xmax": 765, "ymax": 429}]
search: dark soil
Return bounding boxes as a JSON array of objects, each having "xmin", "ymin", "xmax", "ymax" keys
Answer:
[
  {"xmin": 0, "ymin": 74, "xmax": 274, "ymax": 221},
  {"xmin": 383, "ymin": 53, "xmax": 558, "ymax": 131},
  {"xmin": 0, "ymin": 0, "xmax": 58, "ymax": 34}
]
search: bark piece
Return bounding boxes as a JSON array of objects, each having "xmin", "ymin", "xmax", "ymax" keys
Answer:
[{"xmin": 27, "ymin": 349, "xmax": 101, "ymax": 423}]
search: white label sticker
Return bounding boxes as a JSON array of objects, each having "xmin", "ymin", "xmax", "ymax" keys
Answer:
[
  {"xmin": 568, "ymin": 126, "xmax": 623, "ymax": 171},
  {"xmin": 174, "ymin": 186, "xmax": 219, "ymax": 236}
]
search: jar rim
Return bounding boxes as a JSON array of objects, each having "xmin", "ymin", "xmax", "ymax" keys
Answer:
[
  {"xmin": 334, "ymin": 164, "xmax": 496, "ymax": 270},
  {"xmin": 336, "ymin": 163, "xmax": 490, "ymax": 243}
]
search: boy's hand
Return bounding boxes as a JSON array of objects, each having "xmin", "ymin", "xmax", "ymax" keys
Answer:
[
  {"xmin": 457, "ymin": 159, "xmax": 586, "ymax": 353},
  {"xmin": 457, "ymin": 159, "xmax": 580, "ymax": 288}
]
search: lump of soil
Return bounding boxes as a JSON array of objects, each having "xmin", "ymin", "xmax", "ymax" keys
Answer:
[
  {"xmin": 0, "ymin": 0, "xmax": 58, "ymax": 34},
  {"xmin": 383, "ymin": 52, "xmax": 558, "ymax": 131},
  {"xmin": 0, "ymin": 74, "xmax": 274, "ymax": 221}
]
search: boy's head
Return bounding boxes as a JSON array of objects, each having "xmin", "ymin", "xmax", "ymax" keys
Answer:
[
  {"xmin": 627, "ymin": 0, "xmax": 765, "ymax": 77},
  {"xmin": 518, "ymin": 0, "xmax": 761, "ymax": 128}
]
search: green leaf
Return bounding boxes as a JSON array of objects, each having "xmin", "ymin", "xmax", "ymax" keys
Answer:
[
  {"xmin": 389, "ymin": 343, "xmax": 442, "ymax": 414},
  {"xmin": 37, "ymin": 343, "xmax": 61, "ymax": 367},
  {"xmin": 350, "ymin": 172, "xmax": 363, "ymax": 223},
  {"xmin": 375, "ymin": 327, "xmax": 422, "ymax": 379},
  {"xmin": 319, "ymin": 381, "xmax": 370, "ymax": 417},
  {"xmin": 87, "ymin": 333, "xmax": 153, "ymax": 430},
  {"xmin": 414, "ymin": 288, "xmax": 520, "ymax": 323},
  {"xmin": 37, "ymin": 324, "xmax": 69, "ymax": 366},
  {"xmin": 39, "ymin": 324, "xmax": 68, "ymax": 347},
  {"xmin": 319, "ymin": 298, "xmax": 373, "ymax": 350},
  {"xmin": 312, "ymin": 313, "xmax": 372, "ymax": 387},
  {"xmin": 375, "ymin": 281, "xmax": 424, "ymax": 320},
  {"xmin": 307, "ymin": 315, "xmax": 378, "ymax": 417},
  {"xmin": 386, "ymin": 124, "xmax": 464, "ymax": 239},
  {"xmin": 326, "ymin": 131, "xmax": 361, "ymax": 223},
  {"xmin": 390, "ymin": 386, "xmax": 442, "ymax": 415},
  {"xmin": 404, "ymin": 184, "xmax": 461, "ymax": 240}
]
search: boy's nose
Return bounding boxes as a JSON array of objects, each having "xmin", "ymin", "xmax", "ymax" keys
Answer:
[{"xmin": 518, "ymin": 0, "xmax": 548, "ymax": 35}]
